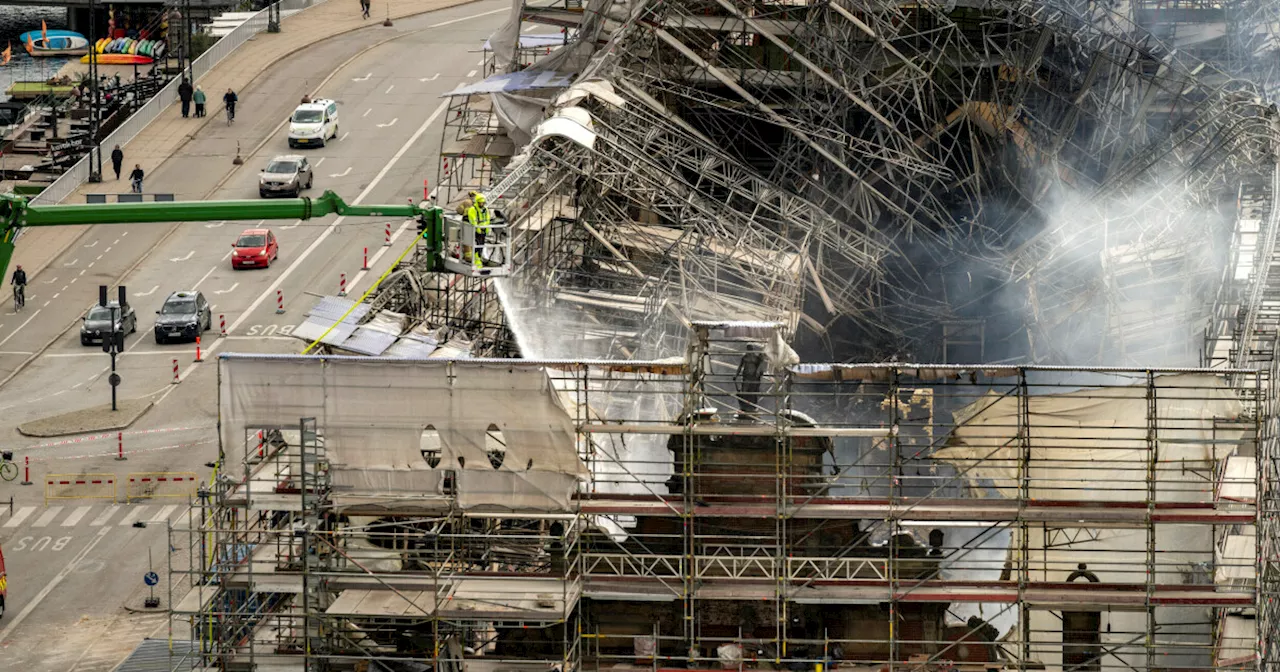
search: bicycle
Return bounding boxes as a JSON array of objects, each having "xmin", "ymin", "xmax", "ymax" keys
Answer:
[
  {"xmin": 12, "ymin": 284, "xmax": 24, "ymax": 311},
  {"xmin": 0, "ymin": 450, "xmax": 17, "ymax": 482},
  {"xmin": 226, "ymin": 104, "xmax": 235, "ymax": 125}
]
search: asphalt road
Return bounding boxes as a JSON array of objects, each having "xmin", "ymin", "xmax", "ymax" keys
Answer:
[{"xmin": 0, "ymin": 2, "xmax": 507, "ymax": 668}]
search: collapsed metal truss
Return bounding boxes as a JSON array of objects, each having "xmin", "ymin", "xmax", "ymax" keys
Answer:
[{"xmin": 419, "ymin": 0, "xmax": 1279, "ymax": 365}]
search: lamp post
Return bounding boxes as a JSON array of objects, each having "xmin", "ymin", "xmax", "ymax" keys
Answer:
[
  {"xmin": 86, "ymin": 0, "xmax": 102, "ymax": 183},
  {"xmin": 183, "ymin": 0, "xmax": 194, "ymax": 82}
]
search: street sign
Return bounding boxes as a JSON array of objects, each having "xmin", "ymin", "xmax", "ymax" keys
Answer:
[
  {"xmin": 143, "ymin": 571, "xmax": 158, "ymax": 586},
  {"xmin": 108, "ymin": 373, "xmax": 121, "ymax": 387}
]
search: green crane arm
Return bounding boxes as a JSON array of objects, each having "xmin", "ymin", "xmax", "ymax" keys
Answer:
[{"xmin": 0, "ymin": 191, "xmax": 445, "ymax": 284}]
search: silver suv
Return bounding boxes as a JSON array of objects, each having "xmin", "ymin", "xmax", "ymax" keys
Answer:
[{"xmin": 258, "ymin": 155, "xmax": 313, "ymax": 198}]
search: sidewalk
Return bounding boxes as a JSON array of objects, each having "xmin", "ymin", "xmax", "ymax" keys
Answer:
[{"xmin": 11, "ymin": 0, "xmax": 480, "ymax": 287}]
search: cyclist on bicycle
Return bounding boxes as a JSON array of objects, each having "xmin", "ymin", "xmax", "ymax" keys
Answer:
[
  {"xmin": 11, "ymin": 264, "xmax": 26, "ymax": 307},
  {"xmin": 223, "ymin": 88, "xmax": 238, "ymax": 122}
]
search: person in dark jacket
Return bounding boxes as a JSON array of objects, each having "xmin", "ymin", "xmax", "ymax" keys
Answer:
[
  {"xmin": 129, "ymin": 164, "xmax": 144, "ymax": 193},
  {"xmin": 110, "ymin": 145, "xmax": 124, "ymax": 180},
  {"xmin": 178, "ymin": 78, "xmax": 193, "ymax": 118}
]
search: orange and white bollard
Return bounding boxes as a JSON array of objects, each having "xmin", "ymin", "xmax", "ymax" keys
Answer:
[
  {"xmin": 115, "ymin": 431, "xmax": 126, "ymax": 461},
  {"xmin": 257, "ymin": 430, "xmax": 265, "ymax": 459},
  {"xmin": 21, "ymin": 455, "xmax": 31, "ymax": 485},
  {"xmin": 172, "ymin": 358, "xmax": 179, "ymax": 384},
  {"xmin": 194, "ymin": 336, "xmax": 203, "ymax": 362},
  {"xmin": 275, "ymin": 289, "xmax": 285, "ymax": 314},
  {"xmin": 362, "ymin": 247, "xmax": 369, "ymax": 270},
  {"xmin": 219, "ymin": 314, "xmax": 226, "ymax": 337},
  {"xmin": 384, "ymin": 222, "xmax": 391, "ymax": 246},
  {"xmin": 338, "ymin": 273, "xmax": 347, "ymax": 296},
  {"xmin": 423, "ymin": 179, "xmax": 429, "ymax": 201}
]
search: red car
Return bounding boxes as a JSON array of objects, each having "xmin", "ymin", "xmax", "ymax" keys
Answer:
[{"xmin": 232, "ymin": 228, "xmax": 279, "ymax": 269}]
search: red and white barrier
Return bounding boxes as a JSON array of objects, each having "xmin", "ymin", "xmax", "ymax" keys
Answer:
[
  {"xmin": 362, "ymin": 247, "xmax": 369, "ymax": 270},
  {"xmin": 115, "ymin": 431, "xmax": 126, "ymax": 461},
  {"xmin": 172, "ymin": 358, "xmax": 179, "ymax": 384},
  {"xmin": 276, "ymin": 289, "xmax": 285, "ymax": 314},
  {"xmin": 21, "ymin": 455, "xmax": 31, "ymax": 485},
  {"xmin": 194, "ymin": 336, "xmax": 203, "ymax": 363},
  {"xmin": 219, "ymin": 314, "xmax": 226, "ymax": 337},
  {"xmin": 338, "ymin": 273, "xmax": 347, "ymax": 296},
  {"xmin": 423, "ymin": 179, "xmax": 429, "ymax": 201},
  {"xmin": 384, "ymin": 222, "xmax": 391, "ymax": 246}
]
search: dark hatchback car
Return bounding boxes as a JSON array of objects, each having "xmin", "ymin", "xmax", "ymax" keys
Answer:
[
  {"xmin": 80, "ymin": 301, "xmax": 137, "ymax": 346},
  {"xmin": 154, "ymin": 291, "xmax": 212, "ymax": 344}
]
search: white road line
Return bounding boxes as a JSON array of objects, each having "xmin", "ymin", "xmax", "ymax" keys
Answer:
[
  {"xmin": 41, "ymin": 300, "xmax": 49, "ymax": 307},
  {"xmin": 363, "ymin": 108, "xmax": 371, "ymax": 117},
  {"xmin": 113, "ymin": 238, "xmax": 120, "ymax": 244},
  {"xmin": 192, "ymin": 265, "xmax": 219, "ymax": 290},
  {"xmin": 134, "ymin": 285, "xmax": 159, "ymax": 297},
  {"xmin": 62, "ymin": 505, "xmax": 92, "ymax": 526},
  {"xmin": 117, "ymin": 505, "xmax": 148, "ymax": 526},
  {"xmin": 104, "ymin": 246, "xmax": 112, "ymax": 253},
  {"xmin": 213, "ymin": 282, "xmax": 239, "ymax": 295},
  {"xmin": 150, "ymin": 504, "xmax": 178, "ymax": 522},
  {"xmin": 47, "ymin": 350, "xmax": 195, "ymax": 358},
  {"xmin": 169, "ymin": 251, "xmax": 195, "ymax": 262},
  {"xmin": 84, "ymin": 240, "xmax": 97, "ymax": 248},
  {"xmin": 95, "ymin": 254, "xmax": 102, "ymax": 261},
  {"xmin": 122, "ymin": 231, "xmax": 128, "ymax": 236},
  {"xmin": 385, "ymin": 84, "xmax": 395, "ymax": 94},
  {"xmin": 31, "ymin": 506, "xmax": 63, "ymax": 528},
  {"xmin": 3, "ymin": 505, "xmax": 35, "ymax": 527},
  {"xmin": 315, "ymin": 157, "xmax": 327, "ymax": 167},
  {"xmin": 88, "ymin": 261, "xmax": 95, "ymax": 268},
  {"xmin": 51, "ymin": 293, "xmax": 59, "ymax": 299},
  {"xmin": 173, "ymin": 100, "xmax": 451, "ymax": 390},
  {"xmin": 0, "ymin": 350, "xmax": 34, "ymax": 355},
  {"xmin": 78, "ymin": 269, "xmax": 86, "ymax": 276},
  {"xmin": 0, "ymin": 527, "xmax": 112, "ymax": 642},
  {"xmin": 0, "ymin": 309, "xmax": 42, "ymax": 349},
  {"xmin": 467, "ymin": 69, "xmax": 477, "ymax": 77},
  {"xmin": 340, "ymin": 132, "xmax": 349, "ymax": 141},
  {"xmin": 43, "ymin": 276, "xmax": 57, "ymax": 284},
  {"xmin": 90, "ymin": 505, "xmax": 120, "ymax": 526}
]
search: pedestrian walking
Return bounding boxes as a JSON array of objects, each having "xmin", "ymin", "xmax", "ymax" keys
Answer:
[
  {"xmin": 360, "ymin": 0, "xmax": 370, "ymax": 19},
  {"xmin": 193, "ymin": 86, "xmax": 206, "ymax": 118},
  {"xmin": 110, "ymin": 145, "xmax": 124, "ymax": 180},
  {"xmin": 178, "ymin": 78, "xmax": 193, "ymax": 118},
  {"xmin": 129, "ymin": 164, "xmax": 144, "ymax": 193}
]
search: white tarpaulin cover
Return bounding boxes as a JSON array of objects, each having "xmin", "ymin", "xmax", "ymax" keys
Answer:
[
  {"xmin": 934, "ymin": 373, "xmax": 1243, "ymax": 501},
  {"xmin": 219, "ymin": 355, "xmax": 588, "ymax": 511}
]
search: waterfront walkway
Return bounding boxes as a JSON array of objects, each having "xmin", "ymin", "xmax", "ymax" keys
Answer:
[{"xmin": 11, "ymin": 0, "xmax": 476, "ymax": 285}]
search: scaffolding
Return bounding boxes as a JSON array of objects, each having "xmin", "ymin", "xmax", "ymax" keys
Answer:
[{"xmin": 171, "ymin": 322, "xmax": 1270, "ymax": 671}]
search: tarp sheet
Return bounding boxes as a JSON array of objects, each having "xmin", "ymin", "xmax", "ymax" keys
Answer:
[
  {"xmin": 934, "ymin": 373, "xmax": 1244, "ymax": 502},
  {"xmin": 220, "ymin": 356, "xmax": 588, "ymax": 511}
]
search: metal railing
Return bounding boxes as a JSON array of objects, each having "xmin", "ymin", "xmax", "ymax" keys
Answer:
[{"xmin": 30, "ymin": 0, "xmax": 326, "ymax": 206}]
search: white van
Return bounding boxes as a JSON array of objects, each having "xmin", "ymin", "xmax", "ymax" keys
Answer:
[{"xmin": 288, "ymin": 99, "xmax": 339, "ymax": 148}]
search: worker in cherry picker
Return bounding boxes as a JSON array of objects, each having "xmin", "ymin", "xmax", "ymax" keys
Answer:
[
  {"xmin": 468, "ymin": 190, "xmax": 492, "ymax": 267},
  {"xmin": 456, "ymin": 197, "xmax": 483, "ymax": 269}
]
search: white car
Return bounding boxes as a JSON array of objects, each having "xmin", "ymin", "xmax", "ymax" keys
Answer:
[{"xmin": 288, "ymin": 99, "xmax": 339, "ymax": 148}]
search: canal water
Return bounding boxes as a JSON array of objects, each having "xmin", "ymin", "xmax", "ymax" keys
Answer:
[{"xmin": 0, "ymin": 6, "xmax": 73, "ymax": 102}]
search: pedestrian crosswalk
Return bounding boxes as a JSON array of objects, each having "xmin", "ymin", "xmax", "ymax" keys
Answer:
[{"xmin": 0, "ymin": 502, "xmax": 190, "ymax": 532}]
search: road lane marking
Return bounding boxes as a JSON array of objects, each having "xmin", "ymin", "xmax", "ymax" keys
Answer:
[
  {"xmin": 90, "ymin": 506, "xmax": 119, "ymax": 526},
  {"xmin": 0, "ymin": 526, "xmax": 112, "ymax": 643},
  {"xmin": 420, "ymin": 73, "xmax": 439, "ymax": 82},
  {"xmin": 78, "ymin": 269, "xmax": 85, "ymax": 276},
  {"xmin": 386, "ymin": 84, "xmax": 395, "ymax": 94},
  {"xmin": 43, "ymin": 276, "xmax": 57, "ymax": 284},
  {"xmin": 88, "ymin": 261, "xmax": 95, "ymax": 268},
  {"xmin": 204, "ymin": 220, "xmax": 225, "ymax": 229},
  {"xmin": 65, "ymin": 258, "xmax": 78, "ymax": 266},
  {"xmin": 95, "ymin": 254, "xmax": 103, "ymax": 261},
  {"xmin": 150, "ymin": 505, "xmax": 178, "ymax": 523},
  {"xmin": 315, "ymin": 157, "xmax": 327, "ymax": 167},
  {"xmin": 376, "ymin": 118, "xmax": 398, "ymax": 128},
  {"xmin": 104, "ymin": 246, "xmax": 111, "ymax": 253},
  {"xmin": 213, "ymin": 282, "xmax": 239, "ymax": 295},
  {"xmin": 330, "ymin": 167, "xmax": 352, "ymax": 178},
  {"xmin": 113, "ymin": 238, "xmax": 119, "ymax": 244},
  {"xmin": 4, "ymin": 506, "xmax": 35, "ymax": 527},
  {"xmin": 175, "ymin": 100, "xmax": 452, "ymax": 390},
  {"xmin": 363, "ymin": 108, "xmax": 371, "ymax": 117},
  {"xmin": 62, "ymin": 506, "xmax": 92, "ymax": 526},
  {"xmin": 134, "ymin": 285, "xmax": 158, "ymax": 297},
  {"xmin": 32, "ymin": 506, "xmax": 63, "ymax": 528},
  {"xmin": 169, "ymin": 251, "xmax": 195, "ymax": 262},
  {"xmin": 192, "ymin": 265, "xmax": 219, "ymax": 290},
  {"xmin": 352, "ymin": 72, "xmax": 372, "ymax": 81},
  {"xmin": 0, "ymin": 350, "xmax": 33, "ymax": 355},
  {"xmin": 340, "ymin": 132, "xmax": 349, "ymax": 141},
  {"xmin": 117, "ymin": 506, "xmax": 148, "ymax": 526},
  {"xmin": 0, "ymin": 309, "xmax": 42, "ymax": 349},
  {"xmin": 467, "ymin": 69, "xmax": 477, "ymax": 77},
  {"xmin": 51, "ymin": 293, "xmax": 59, "ymax": 299},
  {"xmin": 84, "ymin": 240, "xmax": 97, "ymax": 248}
]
